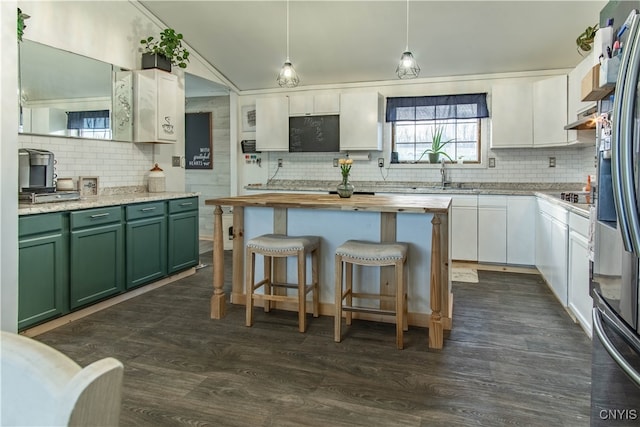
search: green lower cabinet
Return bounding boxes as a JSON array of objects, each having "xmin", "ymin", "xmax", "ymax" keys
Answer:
[
  {"xmin": 126, "ymin": 202, "xmax": 167, "ymax": 289},
  {"xmin": 18, "ymin": 213, "xmax": 69, "ymax": 330},
  {"xmin": 168, "ymin": 197, "xmax": 199, "ymax": 274},
  {"xmin": 69, "ymin": 207, "xmax": 124, "ymax": 310}
]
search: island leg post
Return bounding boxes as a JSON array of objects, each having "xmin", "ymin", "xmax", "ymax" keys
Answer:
[
  {"xmin": 211, "ymin": 204, "xmax": 226, "ymax": 319},
  {"xmin": 429, "ymin": 214, "xmax": 443, "ymax": 349}
]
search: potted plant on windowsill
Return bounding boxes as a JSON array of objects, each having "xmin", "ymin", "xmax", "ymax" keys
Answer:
[
  {"xmin": 417, "ymin": 126, "xmax": 454, "ymax": 163},
  {"xmin": 140, "ymin": 28, "xmax": 190, "ymax": 72}
]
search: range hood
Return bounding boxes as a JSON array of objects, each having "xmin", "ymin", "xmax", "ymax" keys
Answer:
[{"xmin": 564, "ymin": 105, "xmax": 598, "ymax": 130}]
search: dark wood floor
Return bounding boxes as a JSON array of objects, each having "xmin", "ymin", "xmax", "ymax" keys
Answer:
[{"xmin": 35, "ymin": 252, "xmax": 592, "ymax": 426}]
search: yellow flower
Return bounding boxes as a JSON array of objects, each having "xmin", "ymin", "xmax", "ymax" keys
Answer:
[{"xmin": 339, "ymin": 158, "xmax": 353, "ymax": 179}]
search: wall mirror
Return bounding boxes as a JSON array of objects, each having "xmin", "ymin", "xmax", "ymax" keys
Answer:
[{"xmin": 19, "ymin": 40, "xmax": 133, "ymax": 142}]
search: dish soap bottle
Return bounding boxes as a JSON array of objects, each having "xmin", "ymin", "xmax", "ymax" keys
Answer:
[
  {"xmin": 585, "ymin": 175, "xmax": 592, "ymax": 204},
  {"xmin": 148, "ymin": 163, "xmax": 166, "ymax": 193}
]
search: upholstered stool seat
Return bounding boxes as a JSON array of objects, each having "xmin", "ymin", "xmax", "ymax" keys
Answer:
[
  {"xmin": 246, "ymin": 234, "xmax": 320, "ymax": 332},
  {"xmin": 334, "ymin": 239, "xmax": 409, "ymax": 349}
]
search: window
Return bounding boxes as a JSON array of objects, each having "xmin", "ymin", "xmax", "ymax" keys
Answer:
[
  {"xmin": 67, "ymin": 110, "xmax": 111, "ymax": 139},
  {"xmin": 386, "ymin": 94, "xmax": 489, "ymax": 163}
]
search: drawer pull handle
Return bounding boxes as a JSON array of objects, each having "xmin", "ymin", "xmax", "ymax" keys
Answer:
[
  {"xmin": 90, "ymin": 213, "xmax": 110, "ymax": 219},
  {"xmin": 180, "ymin": 202, "xmax": 193, "ymax": 207},
  {"xmin": 141, "ymin": 207, "xmax": 157, "ymax": 212}
]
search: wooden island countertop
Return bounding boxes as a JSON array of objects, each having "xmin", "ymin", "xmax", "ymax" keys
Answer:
[
  {"xmin": 206, "ymin": 192, "xmax": 451, "ymax": 214},
  {"xmin": 205, "ymin": 193, "xmax": 452, "ymax": 349}
]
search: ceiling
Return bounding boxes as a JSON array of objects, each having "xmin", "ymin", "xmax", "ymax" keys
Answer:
[{"xmin": 140, "ymin": 0, "xmax": 606, "ymax": 92}]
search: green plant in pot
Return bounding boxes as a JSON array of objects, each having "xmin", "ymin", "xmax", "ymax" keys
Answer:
[
  {"xmin": 417, "ymin": 126, "xmax": 454, "ymax": 163},
  {"xmin": 576, "ymin": 24, "xmax": 598, "ymax": 55},
  {"xmin": 140, "ymin": 28, "xmax": 190, "ymax": 71}
]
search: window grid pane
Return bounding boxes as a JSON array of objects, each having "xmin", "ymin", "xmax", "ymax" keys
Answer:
[{"xmin": 393, "ymin": 118, "xmax": 480, "ymax": 163}]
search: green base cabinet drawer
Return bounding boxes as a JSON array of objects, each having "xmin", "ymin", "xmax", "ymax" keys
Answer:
[
  {"xmin": 126, "ymin": 214, "xmax": 167, "ymax": 289},
  {"xmin": 70, "ymin": 220, "xmax": 124, "ymax": 310},
  {"xmin": 18, "ymin": 213, "xmax": 69, "ymax": 330}
]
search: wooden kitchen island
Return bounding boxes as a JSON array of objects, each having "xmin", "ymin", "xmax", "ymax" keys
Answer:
[{"xmin": 205, "ymin": 193, "xmax": 452, "ymax": 349}]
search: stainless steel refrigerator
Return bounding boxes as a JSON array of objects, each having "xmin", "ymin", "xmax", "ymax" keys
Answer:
[{"xmin": 591, "ymin": 3, "xmax": 640, "ymax": 425}]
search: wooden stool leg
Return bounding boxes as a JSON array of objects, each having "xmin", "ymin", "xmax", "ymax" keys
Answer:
[
  {"xmin": 395, "ymin": 259, "xmax": 405, "ymax": 350},
  {"xmin": 345, "ymin": 262, "xmax": 353, "ymax": 325},
  {"xmin": 263, "ymin": 255, "xmax": 272, "ymax": 313},
  {"xmin": 245, "ymin": 248, "xmax": 255, "ymax": 327},
  {"xmin": 403, "ymin": 261, "xmax": 408, "ymax": 332},
  {"xmin": 334, "ymin": 254, "xmax": 343, "ymax": 342},
  {"xmin": 297, "ymin": 249, "xmax": 306, "ymax": 333},
  {"xmin": 312, "ymin": 248, "xmax": 319, "ymax": 318}
]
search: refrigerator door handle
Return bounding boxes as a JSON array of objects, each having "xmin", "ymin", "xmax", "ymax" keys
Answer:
[
  {"xmin": 593, "ymin": 307, "xmax": 640, "ymax": 386},
  {"xmin": 612, "ymin": 11, "xmax": 640, "ymax": 253}
]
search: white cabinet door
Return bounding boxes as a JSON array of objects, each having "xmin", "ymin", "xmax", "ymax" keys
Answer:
[
  {"xmin": 339, "ymin": 92, "xmax": 383, "ymax": 151},
  {"xmin": 289, "ymin": 94, "xmax": 340, "ymax": 116},
  {"xmin": 536, "ymin": 209, "xmax": 553, "ymax": 280},
  {"xmin": 451, "ymin": 195, "xmax": 478, "ymax": 261},
  {"xmin": 568, "ymin": 229, "xmax": 592, "ymax": 335},
  {"xmin": 256, "ymin": 97, "xmax": 289, "ymax": 151},
  {"xmin": 549, "ymin": 217, "xmax": 569, "ymax": 306},
  {"xmin": 533, "ymin": 75, "xmax": 568, "ymax": 147},
  {"xmin": 314, "ymin": 94, "xmax": 340, "ymax": 114},
  {"xmin": 506, "ymin": 196, "xmax": 536, "ymax": 265},
  {"xmin": 133, "ymin": 69, "xmax": 178, "ymax": 143},
  {"xmin": 478, "ymin": 196, "xmax": 507, "ymax": 263},
  {"xmin": 490, "ymin": 82, "xmax": 533, "ymax": 148},
  {"xmin": 289, "ymin": 95, "xmax": 314, "ymax": 116}
]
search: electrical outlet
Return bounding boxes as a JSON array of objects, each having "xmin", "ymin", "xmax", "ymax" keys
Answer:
[
  {"xmin": 333, "ymin": 158, "xmax": 339, "ymax": 167},
  {"xmin": 488, "ymin": 157, "xmax": 496, "ymax": 168},
  {"xmin": 172, "ymin": 156, "xmax": 181, "ymax": 167},
  {"xmin": 378, "ymin": 158, "xmax": 384, "ymax": 168},
  {"xmin": 278, "ymin": 158, "xmax": 283, "ymax": 168},
  {"xmin": 549, "ymin": 157, "xmax": 556, "ymax": 168}
]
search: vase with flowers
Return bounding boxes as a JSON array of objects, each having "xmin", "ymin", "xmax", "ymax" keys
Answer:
[{"xmin": 337, "ymin": 158, "xmax": 354, "ymax": 198}]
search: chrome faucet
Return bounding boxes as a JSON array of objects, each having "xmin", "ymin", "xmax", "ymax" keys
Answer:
[{"xmin": 440, "ymin": 158, "xmax": 449, "ymax": 187}]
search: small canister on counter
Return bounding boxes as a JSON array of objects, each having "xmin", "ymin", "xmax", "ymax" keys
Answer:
[{"xmin": 148, "ymin": 163, "xmax": 166, "ymax": 193}]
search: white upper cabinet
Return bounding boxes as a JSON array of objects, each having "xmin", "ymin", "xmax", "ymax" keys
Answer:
[
  {"xmin": 256, "ymin": 96, "xmax": 289, "ymax": 151},
  {"xmin": 532, "ymin": 75, "xmax": 568, "ymax": 147},
  {"xmin": 133, "ymin": 69, "xmax": 178, "ymax": 143},
  {"xmin": 490, "ymin": 82, "xmax": 533, "ymax": 148},
  {"xmin": 289, "ymin": 94, "xmax": 340, "ymax": 116},
  {"xmin": 491, "ymin": 75, "xmax": 570, "ymax": 148},
  {"xmin": 339, "ymin": 92, "xmax": 383, "ymax": 151}
]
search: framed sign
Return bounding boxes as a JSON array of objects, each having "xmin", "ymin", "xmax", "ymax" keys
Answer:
[
  {"xmin": 242, "ymin": 105, "xmax": 256, "ymax": 132},
  {"xmin": 185, "ymin": 112, "xmax": 212, "ymax": 169}
]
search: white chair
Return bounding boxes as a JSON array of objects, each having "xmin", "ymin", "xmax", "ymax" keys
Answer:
[{"xmin": 1, "ymin": 331, "xmax": 123, "ymax": 426}]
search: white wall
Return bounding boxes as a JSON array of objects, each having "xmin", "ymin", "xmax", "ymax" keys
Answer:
[{"xmin": 1, "ymin": 1, "xmax": 19, "ymax": 332}]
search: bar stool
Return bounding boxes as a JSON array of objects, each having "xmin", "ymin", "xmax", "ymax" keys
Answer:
[
  {"xmin": 246, "ymin": 234, "xmax": 320, "ymax": 332},
  {"xmin": 334, "ymin": 240, "xmax": 409, "ymax": 349}
]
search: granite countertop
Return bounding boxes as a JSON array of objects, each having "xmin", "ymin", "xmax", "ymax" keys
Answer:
[
  {"xmin": 246, "ymin": 180, "xmax": 584, "ymax": 195},
  {"xmin": 245, "ymin": 180, "xmax": 591, "ymax": 216},
  {"xmin": 18, "ymin": 191, "xmax": 199, "ymax": 216}
]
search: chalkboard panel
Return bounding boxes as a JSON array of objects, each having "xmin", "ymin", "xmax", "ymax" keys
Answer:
[
  {"xmin": 185, "ymin": 112, "xmax": 212, "ymax": 169},
  {"xmin": 289, "ymin": 115, "xmax": 339, "ymax": 152}
]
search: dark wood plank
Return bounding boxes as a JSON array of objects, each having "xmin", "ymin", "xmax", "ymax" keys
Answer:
[{"xmin": 34, "ymin": 253, "xmax": 591, "ymax": 426}]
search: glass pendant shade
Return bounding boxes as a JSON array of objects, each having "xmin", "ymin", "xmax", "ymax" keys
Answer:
[
  {"xmin": 396, "ymin": 51, "xmax": 420, "ymax": 79},
  {"xmin": 277, "ymin": 60, "xmax": 299, "ymax": 88},
  {"xmin": 396, "ymin": 0, "xmax": 420, "ymax": 79},
  {"xmin": 276, "ymin": 0, "xmax": 299, "ymax": 88}
]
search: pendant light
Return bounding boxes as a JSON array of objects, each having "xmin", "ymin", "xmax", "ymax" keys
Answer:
[
  {"xmin": 396, "ymin": 0, "xmax": 420, "ymax": 79},
  {"xmin": 277, "ymin": 0, "xmax": 300, "ymax": 88}
]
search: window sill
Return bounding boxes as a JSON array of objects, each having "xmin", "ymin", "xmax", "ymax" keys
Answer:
[{"xmin": 389, "ymin": 162, "xmax": 486, "ymax": 170}]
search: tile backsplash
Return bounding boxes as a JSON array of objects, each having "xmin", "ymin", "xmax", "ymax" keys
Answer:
[
  {"xmin": 259, "ymin": 145, "xmax": 596, "ymax": 186},
  {"xmin": 18, "ymin": 134, "xmax": 154, "ymax": 192}
]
